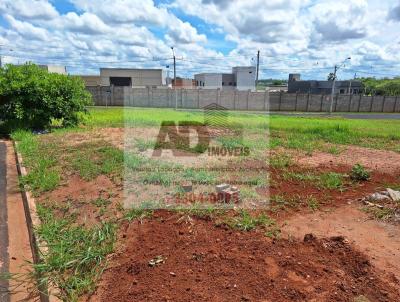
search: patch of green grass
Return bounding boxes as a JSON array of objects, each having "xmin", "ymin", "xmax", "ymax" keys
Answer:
[
  {"xmin": 362, "ymin": 206, "xmax": 395, "ymax": 221},
  {"xmin": 69, "ymin": 143, "xmax": 124, "ymax": 181},
  {"xmin": 282, "ymin": 170, "xmax": 345, "ymax": 190},
  {"xmin": 217, "ymin": 136, "xmax": 246, "ymax": 149},
  {"xmin": 270, "ymin": 153, "xmax": 293, "ymax": 169},
  {"xmin": 183, "ymin": 168, "xmax": 215, "ymax": 185},
  {"xmin": 318, "ymin": 172, "xmax": 344, "ymax": 190},
  {"xmin": 244, "ymin": 175, "xmax": 267, "ymax": 187},
  {"xmin": 239, "ymin": 187, "xmax": 259, "ymax": 199},
  {"xmin": 134, "ymin": 138, "xmax": 155, "ymax": 151},
  {"xmin": 141, "ymin": 169, "xmax": 175, "ymax": 186},
  {"xmin": 175, "ymin": 203, "xmax": 223, "ymax": 219},
  {"xmin": 21, "ymin": 168, "xmax": 60, "ymax": 195},
  {"xmin": 124, "ymin": 207, "xmax": 153, "ymax": 222},
  {"xmin": 71, "ymin": 152, "xmax": 101, "ymax": 181},
  {"xmin": 91, "ymin": 198, "xmax": 111, "ymax": 208},
  {"xmin": 270, "ymin": 194, "xmax": 303, "ymax": 211},
  {"xmin": 270, "ymin": 194, "xmax": 321, "ymax": 212},
  {"xmin": 12, "ymin": 130, "xmax": 61, "ymax": 194},
  {"xmin": 84, "ymin": 108, "xmax": 400, "ymax": 152},
  {"xmin": 283, "ymin": 171, "xmax": 318, "ymax": 182},
  {"xmin": 35, "ymin": 205, "xmax": 116, "ymax": 301},
  {"xmin": 307, "ymin": 196, "xmax": 320, "ymax": 211},
  {"xmin": 350, "ymin": 164, "xmax": 370, "ymax": 182},
  {"xmin": 225, "ymin": 210, "xmax": 276, "ymax": 232}
]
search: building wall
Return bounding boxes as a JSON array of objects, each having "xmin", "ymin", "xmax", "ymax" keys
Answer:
[
  {"xmin": 288, "ymin": 78, "xmax": 362, "ymax": 95},
  {"xmin": 100, "ymin": 68, "xmax": 164, "ymax": 87},
  {"xmin": 195, "ymin": 70, "xmax": 255, "ymax": 91},
  {"xmin": 79, "ymin": 75, "xmax": 101, "ymax": 86},
  {"xmin": 38, "ymin": 65, "xmax": 67, "ymax": 75},
  {"xmin": 194, "ymin": 73, "xmax": 222, "ymax": 89},
  {"xmin": 174, "ymin": 78, "xmax": 195, "ymax": 88},
  {"xmin": 232, "ymin": 66, "xmax": 256, "ymax": 91}
]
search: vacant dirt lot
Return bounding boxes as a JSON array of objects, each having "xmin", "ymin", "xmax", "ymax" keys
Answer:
[
  {"xmin": 86, "ymin": 211, "xmax": 400, "ymax": 302},
  {"xmin": 13, "ymin": 110, "xmax": 400, "ymax": 301}
]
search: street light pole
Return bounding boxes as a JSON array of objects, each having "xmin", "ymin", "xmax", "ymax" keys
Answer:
[
  {"xmin": 329, "ymin": 57, "xmax": 351, "ymax": 114},
  {"xmin": 171, "ymin": 47, "xmax": 177, "ymax": 110},
  {"xmin": 329, "ymin": 65, "xmax": 338, "ymax": 114}
]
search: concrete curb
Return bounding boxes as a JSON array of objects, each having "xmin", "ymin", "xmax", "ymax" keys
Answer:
[{"xmin": 13, "ymin": 141, "xmax": 59, "ymax": 302}]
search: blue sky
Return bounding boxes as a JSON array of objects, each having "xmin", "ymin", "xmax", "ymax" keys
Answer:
[{"xmin": 0, "ymin": 0, "xmax": 400, "ymax": 80}]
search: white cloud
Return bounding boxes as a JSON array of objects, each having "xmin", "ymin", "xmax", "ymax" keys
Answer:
[
  {"xmin": 0, "ymin": 0, "xmax": 399, "ymax": 78},
  {"xmin": 308, "ymin": 0, "xmax": 368, "ymax": 43},
  {"xmin": 388, "ymin": 2, "xmax": 400, "ymax": 20},
  {"xmin": 4, "ymin": 14, "xmax": 50, "ymax": 41},
  {"xmin": 69, "ymin": 0, "xmax": 207, "ymax": 45},
  {"xmin": 0, "ymin": 0, "xmax": 58, "ymax": 20},
  {"xmin": 62, "ymin": 12, "xmax": 110, "ymax": 35}
]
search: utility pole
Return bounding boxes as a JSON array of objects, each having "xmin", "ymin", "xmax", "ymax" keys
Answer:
[
  {"xmin": 329, "ymin": 65, "xmax": 338, "ymax": 114},
  {"xmin": 171, "ymin": 47, "xmax": 177, "ymax": 110},
  {"xmin": 166, "ymin": 65, "xmax": 170, "ymax": 87},
  {"xmin": 329, "ymin": 57, "xmax": 351, "ymax": 114},
  {"xmin": 255, "ymin": 50, "xmax": 260, "ymax": 87}
]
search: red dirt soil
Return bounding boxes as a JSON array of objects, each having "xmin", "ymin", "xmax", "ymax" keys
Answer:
[
  {"xmin": 283, "ymin": 203, "xmax": 400, "ymax": 282},
  {"xmin": 297, "ymin": 146, "xmax": 400, "ymax": 174},
  {"xmin": 85, "ymin": 211, "xmax": 400, "ymax": 302}
]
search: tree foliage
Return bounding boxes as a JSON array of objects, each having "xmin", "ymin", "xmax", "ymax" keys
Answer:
[
  {"xmin": 359, "ymin": 77, "xmax": 400, "ymax": 96},
  {"xmin": 0, "ymin": 63, "xmax": 92, "ymax": 132},
  {"xmin": 327, "ymin": 72, "xmax": 336, "ymax": 81}
]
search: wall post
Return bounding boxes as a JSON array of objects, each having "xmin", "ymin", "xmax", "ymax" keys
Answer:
[
  {"xmin": 247, "ymin": 89, "xmax": 250, "ymax": 111},
  {"xmin": 382, "ymin": 95, "xmax": 386, "ymax": 112},
  {"xmin": 278, "ymin": 91, "xmax": 283, "ymax": 111},
  {"xmin": 111, "ymin": 85, "xmax": 114, "ymax": 106},
  {"xmin": 357, "ymin": 94, "xmax": 362, "ymax": 112},
  {"xmin": 306, "ymin": 93, "xmax": 310, "ymax": 112},
  {"xmin": 394, "ymin": 95, "xmax": 398, "ymax": 113},
  {"xmin": 320, "ymin": 94, "xmax": 324, "ymax": 112},
  {"xmin": 334, "ymin": 93, "xmax": 338, "ymax": 112},
  {"xmin": 264, "ymin": 90, "xmax": 268, "ymax": 112},
  {"xmin": 197, "ymin": 89, "xmax": 200, "ymax": 109},
  {"xmin": 370, "ymin": 95, "xmax": 374, "ymax": 112},
  {"xmin": 233, "ymin": 90, "xmax": 237, "ymax": 110},
  {"xmin": 348, "ymin": 93, "xmax": 352, "ymax": 112}
]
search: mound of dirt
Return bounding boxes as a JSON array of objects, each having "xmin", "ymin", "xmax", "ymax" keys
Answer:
[{"xmin": 86, "ymin": 211, "xmax": 400, "ymax": 302}]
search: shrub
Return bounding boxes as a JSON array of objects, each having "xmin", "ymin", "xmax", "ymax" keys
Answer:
[
  {"xmin": 0, "ymin": 63, "xmax": 92, "ymax": 132},
  {"xmin": 350, "ymin": 163, "xmax": 370, "ymax": 181}
]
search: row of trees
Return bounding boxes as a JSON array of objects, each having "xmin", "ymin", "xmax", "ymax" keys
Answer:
[
  {"xmin": 0, "ymin": 64, "xmax": 92, "ymax": 133},
  {"xmin": 358, "ymin": 77, "xmax": 400, "ymax": 96}
]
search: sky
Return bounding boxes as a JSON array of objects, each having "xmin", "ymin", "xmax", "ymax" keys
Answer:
[{"xmin": 0, "ymin": 0, "xmax": 399, "ymax": 80}]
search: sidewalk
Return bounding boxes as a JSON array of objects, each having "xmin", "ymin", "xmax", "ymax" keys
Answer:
[{"xmin": 0, "ymin": 140, "xmax": 33, "ymax": 301}]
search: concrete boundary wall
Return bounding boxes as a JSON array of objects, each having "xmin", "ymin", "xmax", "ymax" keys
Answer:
[{"xmin": 86, "ymin": 86, "xmax": 400, "ymax": 113}]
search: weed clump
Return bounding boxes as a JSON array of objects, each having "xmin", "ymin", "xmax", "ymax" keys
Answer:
[{"xmin": 350, "ymin": 164, "xmax": 370, "ymax": 181}]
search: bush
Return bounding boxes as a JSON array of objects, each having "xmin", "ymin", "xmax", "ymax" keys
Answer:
[
  {"xmin": 350, "ymin": 163, "xmax": 370, "ymax": 181},
  {"xmin": 0, "ymin": 63, "xmax": 92, "ymax": 132}
]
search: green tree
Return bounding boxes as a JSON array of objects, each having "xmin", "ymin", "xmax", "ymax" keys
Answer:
[
  {"xmin": 359, "ymin": 77, "xmax": 400, "ymax": 96},
  {"xmin": 327, "ymin": 72, "xmax": 336, "ymax": 81},
  {"xmin": 0, "ymin": 63, "xmax": 92, "ymax": 132}
]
